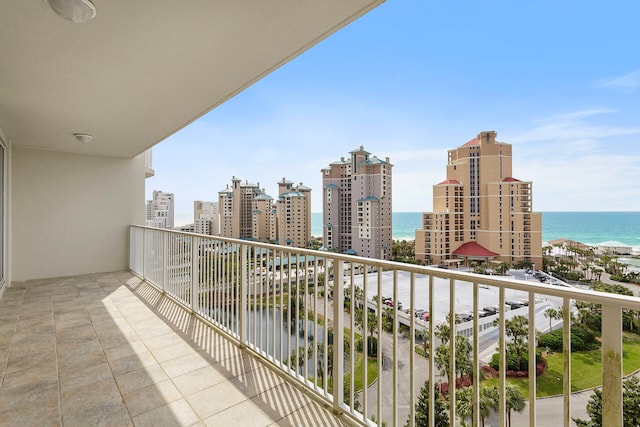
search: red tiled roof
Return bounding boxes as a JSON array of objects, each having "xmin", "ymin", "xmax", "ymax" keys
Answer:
[
  {"xmin": 502, "ymin": 177, "xmax": 521, "ymax": 182},
  {"xmin": 438, "ymin": 179, "xmax": 461, "ymax": 185},
  {"xmin": 453, "ymin": 241, "xmax": 499, "ymax": 257},
  {"xmin": 462, "ymin": 138, "xmax": 479, "ymax": 147}
]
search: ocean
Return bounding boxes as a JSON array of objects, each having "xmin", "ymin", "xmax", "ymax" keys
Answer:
[{"xmin": 311, "ymin": 211, "xmax": 640, "ymax": 250}]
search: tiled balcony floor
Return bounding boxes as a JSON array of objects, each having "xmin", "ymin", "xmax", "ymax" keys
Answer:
[{"xmin": 0, "ymin": 272, "xmax": 344, "ymax": 427}]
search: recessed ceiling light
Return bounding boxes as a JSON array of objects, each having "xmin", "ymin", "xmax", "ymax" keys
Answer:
[
  {"xmin": 74, "ymin": 133, "xmax": 94, "ymax": 143},
  {"xmin": 46, "ymin": 0, "xmax": 96, "ymax": 23}
]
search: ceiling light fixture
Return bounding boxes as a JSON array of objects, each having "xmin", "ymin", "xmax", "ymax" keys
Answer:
[
  {"xmin": 74, "ymin": 133, "xmax": 94, "ymax": 143},
  {"xmin": 46, "ymin": 0, "xmax": 96, "ymax": 23}
]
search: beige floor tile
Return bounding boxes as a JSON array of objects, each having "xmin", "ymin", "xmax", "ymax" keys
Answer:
[
  {"xmin": 123, "ymin": 379, "xmax": 183, "ymax": 417},
  {"xmin": 58, "ymin": 348, "xmax": 107, "ymax": 375},
  {"xmin": 132, "ymin": 399, "xmax": 199, "ymax": 427},
  {"xmin": 171, "ymin": 365, "xmax": 233, "ymax": 397},
  {"xmin": 160, "ymin": 351, "xmax": 211, "ymax": 378},
  {"xmin": 149, "ymin": 340, "xmax": 196, "ymax": 363},
  {"xmin": 0, "ymin": 378, "xmax": 59, "ymax": 413},
  {"xmin": 271, "ymin": 401, "xmax": 346, "ymax": 427},
  {"xmin": 203, "ymin": 400, "xmax": 274, "ymax": 427},
  {"xmin": 109, "ymin": 350, "xmax": 157, "ymax": 377},
  {"xmin": 59, "ymin": 361, "xmax": 114, "ymax": 390},
  {"xmin": 186, "ymin": 380, "xmax": 249, "ymax": 419},
  {"xmin": 115, "ymin": 364, "xmax": 169, "ymax": 395},
  {"xmin": 0, "ymin": 401, "xmax": 61, "ymax": 427},
  {"xmin": 63, "ymin": 397, "xmax": 132, "ymax": 427},
  {"xmin": 61, "ymin": 376, "xmax": 122, "ymax": 413},
  {"xmin": 103, "ymin": 338, "xmax": 147, "ymax": 362},
  {"xmin": 1, "ymin": 359, "xmax": 58, "ymax": 391},
  {"xmin": 140, "ymin": 331, "xmax": 189, "ymax": 350},
  {"xmin": 5, "ymin": 348, "xmax": 56, "ymax": 375},
  {"xmin": 250, "ymin": 382, "xmax": 311, "ymax": 422}
]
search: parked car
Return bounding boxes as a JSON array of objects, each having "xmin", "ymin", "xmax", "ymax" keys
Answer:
[
  {"xmin": 482, "ymin": 306, "xmax": 497, "ymax": 315},
  {"xmin": 478, "ymin": 310, "xmax": 492, "ymax": 318},
  {"xmin": 459, "ymin": 311, "xmax": 474, "ymax": 322},
  {"xmin": 414, "ymin": 309, "xmax": 426, "ymax": 318},
  {"xmin": 421, "ymin": 312, "xmax": 430, "ymax": 321}
]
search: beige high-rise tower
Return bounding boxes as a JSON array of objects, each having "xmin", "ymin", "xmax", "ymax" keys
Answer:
[
  {"xmin": 275, "ymin": 178, "xmax": 311, "ymax": 248},
  {"xmin": 415, "ymin": 131, "xmax": 542, "ymax": 269},
  {"xmin": 218, "ymin": 177, "xmax": 272, "ymax": 241},
  {"xmin": 321, "ymin": 146, "xmax": 393, "ymax": 260}
]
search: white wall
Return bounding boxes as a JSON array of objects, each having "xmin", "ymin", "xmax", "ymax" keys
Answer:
[{"xmin": 11, "ymin": 147, "xmax": 145, "ymax": 281}]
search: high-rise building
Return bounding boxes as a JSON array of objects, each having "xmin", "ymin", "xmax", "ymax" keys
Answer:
[
  {"xmin": 218, "ymin": 177, "xmax": 273, "ymax": 241},
  {"xmin": 321, "ymin": 146, "xmax": 393, "ymax": 260},
  {"xmin": 252, "ymin": 191, "xmax": 275, "ymax": 243},
  {"xmin": 194, "ymin": 200, "xmax": 219, "ymax": 235},
  {"xmin": 275, "ymin": 178, "xmax": 312, "ymax": 248},
  {"xmin": 146, "ymin": 190, "xmax": 174, "ymax": 229},
  {"xmin": 415, "ymin": 131, "xmax": 542, "ymax": 269}
]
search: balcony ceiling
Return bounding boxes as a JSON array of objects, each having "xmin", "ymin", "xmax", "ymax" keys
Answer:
[{"xmin": 0, "ymin": 0, "xmax": 384, "ymax": 158}]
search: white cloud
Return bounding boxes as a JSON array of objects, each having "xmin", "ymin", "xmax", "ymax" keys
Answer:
[
  {"xmin": 596, "ymin": 69, "xmax": 640, "ymax": 90},
  {"xmin": 507, "ymin": 109, "xmax": 640, "ymax": 211}
]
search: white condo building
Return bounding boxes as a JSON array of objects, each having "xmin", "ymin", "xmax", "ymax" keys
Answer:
[
  {"xmin": 194, "ymin": 200, "xmax": 219, "ymax": 236},
  {"xmin": 146, "ymin": 190, "xmax": 174, "ymax": 229}
]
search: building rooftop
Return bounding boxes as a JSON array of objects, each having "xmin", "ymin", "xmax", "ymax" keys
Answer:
[
  {"xmin": 462, "ymin": 137, "xmax": 479, "ymax": 147},
  {"xmin": 437, "ymin": 179, "xmax": 461, "ymax": 185},
  {"xmin": 452, "ymin": 241, "xmax": 499, "ymax": 257},
  {"xmin": 0, "ymin": 271, "xmax": 343, "ymax": 426},
  {"xmin": 503, "ymin": 177, "xmax": 522, "ymax": 182}
]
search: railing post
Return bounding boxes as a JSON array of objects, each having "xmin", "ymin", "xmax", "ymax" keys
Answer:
[
  {"xmin": 162, "ymin": 231, "xmax": 168, "ymax": 293},
  {"xmin": 238, "ymin": 244, "xmax": 248, "ymax": 347},
  {"xmin": 601, "ymin": 304, "xmax": 623, "ymax": 427},
  {"xmin": 332, "ymin": 258, "xmax": 344, "ymax": 415},
  {"xmin": 562, "ymin": 297, "xmax": 571, "ymax": 427},
  {"xmin": 191, "ymin": 236, "xmax": 198, "ymax": 313}
]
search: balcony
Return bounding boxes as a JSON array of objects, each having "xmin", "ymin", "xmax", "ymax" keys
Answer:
[
  {"xmin": 0, "ymin": 271, "xmax": 343, "ymax": 426},
  {"xmin": 122, "ymin": 226, "xmax": 639, "ymax": 426}
]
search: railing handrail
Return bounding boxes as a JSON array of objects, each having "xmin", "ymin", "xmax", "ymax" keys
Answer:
[{"xmin": 130, "ymin": 225, "xmax": 640, "ymax": 310}]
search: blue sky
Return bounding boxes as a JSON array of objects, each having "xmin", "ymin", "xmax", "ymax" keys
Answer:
[{"xmin": 146, "ymin": 0, "xmax": 640, "ymax": 226}]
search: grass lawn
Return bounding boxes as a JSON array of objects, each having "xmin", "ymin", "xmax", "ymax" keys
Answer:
[
  {"xmin": 483, "ymin": 332, "xmax": 640, "ymax": 398},
  {"xmin": 345, "ymin": 354, "xmax": 379, "ymax": 392}
]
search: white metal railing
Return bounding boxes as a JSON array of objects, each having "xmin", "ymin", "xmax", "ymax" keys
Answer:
[{"xmin": 129, "ymin": 226, "xmax": 640, "ymax": 427}]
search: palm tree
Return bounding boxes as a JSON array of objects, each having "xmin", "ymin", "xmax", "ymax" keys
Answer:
[
  {"xmin": 505, "ymin": 384, "xmax": 526, "ymax": 427},
  {"xmin": 544, "ymin": 307, "xmax": 561, "ymax": 332},
  {"xmin": 456, "ymin": 385, "xmax": 499, "ymax": 427}
]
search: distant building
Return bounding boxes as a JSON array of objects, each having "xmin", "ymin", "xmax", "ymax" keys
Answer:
[
  {"xmin": 146, "ymin": 190, "xmax": 174, "ymax": 229},
  {"xmin": 194, "ymin": 200, "xmax": 219, "ymax": 235},
  {"xmin": 596, "ymin": 241, "xmax": 633, "ymax": 255},
  {"xmin": 275, "ymin": 178, "xmax": 312, "ymax": 248},
  {"xmin": 415, "ymin": 131, "xmax": 542, "ymax": 269},
  {"xmin": 252, "ymin": 191, "xmax": 275, "ymax": 243},
  {"xmin": 321, "ymin": 146, "xmax": 393, "ymax": 260},
  {"xmin": 218, "ymin": 177, "xmax": 273, "ymax": 242}
]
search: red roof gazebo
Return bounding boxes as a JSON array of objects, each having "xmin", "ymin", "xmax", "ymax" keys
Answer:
[{"xmin": 452, "ymin": 241, "xmax": 499, "ymax": 266}]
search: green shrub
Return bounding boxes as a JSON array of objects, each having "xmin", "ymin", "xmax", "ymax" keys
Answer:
[
  {"xmin": 489, "ymin": 349, "xmax": 542, "ymax": 372},
  {"xmin": 538, "ymin": 324, "xmax": 599, "ymax": 352}
]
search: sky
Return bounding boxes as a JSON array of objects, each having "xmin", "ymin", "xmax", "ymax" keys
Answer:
[{"xmin": 145, "ymin": 0, "xmax": 640, "ymax": 226}]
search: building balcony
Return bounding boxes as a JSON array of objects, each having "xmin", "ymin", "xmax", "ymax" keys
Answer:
[
  {"xmin": 0, "ymin": 270, "xmax": 343, "ymax": 426},
  {"xmin": 118, "ymin": 226, "xmax": 637, "ymax": 426}
]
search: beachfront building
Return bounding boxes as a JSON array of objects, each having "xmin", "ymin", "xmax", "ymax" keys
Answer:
[
  {"xmin": 145, "ymin": 190, "xmax": 174, "ymax": 229},
  {"xmin": 597, "ymin": 240, "xmax": 633, "ymax": 255},
  {"xmin": 275, "ymin": 178, "xmax": 312, "ymax": 248},
  {"xmin": 252, "ymin": 190, "xmax": 275, "ymax": 243},
  {"xmin": 218, "ymin": 177, "xmax": 274, "ymax": 241},
  {"xmin": 415, "ymin": 131, "xmax": 543, "ymax": 269},
  {"xmin": 193, "ymin": 200, "xmax": 219, "ymax": 236},
  {"xmin": 321, "ymin": 146, "xmax": 393, "ymax": 260}
]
